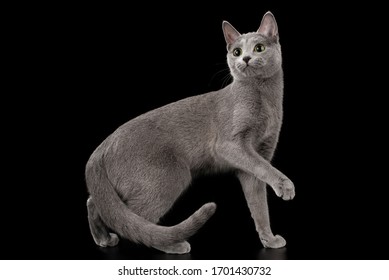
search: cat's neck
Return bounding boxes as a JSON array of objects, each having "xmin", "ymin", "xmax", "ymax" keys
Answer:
[
  {"xmin": 231, "ymin": 69, "xmax": 283, "ymax": 94},
  {"xmin": 230, "ymin": 69, "xmax": 283, "ymax": 107}
]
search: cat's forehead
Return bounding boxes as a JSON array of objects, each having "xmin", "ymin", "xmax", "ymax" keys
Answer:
[{"xmin": 234, "ymin": 33, "xmax": 268, "ymax": 46}]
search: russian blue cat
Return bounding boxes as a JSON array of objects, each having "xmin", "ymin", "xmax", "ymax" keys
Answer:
[{"xmin": 86, "ymin": 11, "xmax": 295, "ymax": 254}]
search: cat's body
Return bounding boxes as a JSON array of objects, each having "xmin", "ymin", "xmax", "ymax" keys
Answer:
[{"xmin": 86, "ymin": 12, "xmax": 295, "ymax": 254}]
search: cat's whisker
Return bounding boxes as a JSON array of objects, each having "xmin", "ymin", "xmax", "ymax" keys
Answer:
[
  {"xmin": 221, "ymin": 73, "xmax": 233, "ymax": 88},
  {"xmin": 208, "ymin": 64, "xmax": 232, "ymax": 88}
]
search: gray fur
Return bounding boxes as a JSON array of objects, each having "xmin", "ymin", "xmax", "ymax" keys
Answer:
[{"xmin": 85, "ymin": 11, "xmax": 294, "ymax": 254}]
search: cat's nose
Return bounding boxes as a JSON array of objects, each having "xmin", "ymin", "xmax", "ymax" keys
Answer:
[{"xmin": 243, "ymin": 56, "xmax": 251, "ymax": 64}]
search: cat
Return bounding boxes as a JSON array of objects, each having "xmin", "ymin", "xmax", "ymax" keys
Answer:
[{"xmin": 85, "ymin": 11, "xmax": 295, "ymax": 254}]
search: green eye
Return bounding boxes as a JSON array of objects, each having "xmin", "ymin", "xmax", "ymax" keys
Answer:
[
  {"xmin": 232, "ymin": 48, "xmax": 242, "ymax": 57},
  {"xmin": 254, "ymin": 44, "xmax": 265, "ymax": 52}
]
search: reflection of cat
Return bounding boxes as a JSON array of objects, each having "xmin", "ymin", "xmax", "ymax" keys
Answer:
[{"xmin": 86, "ymin": 11, "xmax": 294, "ymax": 254}]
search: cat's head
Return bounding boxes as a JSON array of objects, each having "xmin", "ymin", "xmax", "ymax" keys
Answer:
[{"xmin": 223, "ymin": 12, "xmax": 282, "ymax": 81}]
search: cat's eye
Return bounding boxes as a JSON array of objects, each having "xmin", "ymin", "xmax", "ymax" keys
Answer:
[
  {"xmin": 232, "ymin": 48, "xmax": 242, "ymax": 57},
  {"xmin": 254, "ymin": 44, "xmax": 265, "ymax": 52}
]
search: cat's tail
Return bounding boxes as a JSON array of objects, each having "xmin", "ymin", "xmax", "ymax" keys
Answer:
[{"xmin": 85, "ymin": 156, "xmax": 216, "ymax": 249}]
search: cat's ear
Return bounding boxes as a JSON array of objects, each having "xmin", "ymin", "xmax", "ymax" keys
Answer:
[
  {"xmin": 257, "ymin": 11, "xmax": 278, "ymax": 38},
  {"xmin": 222, "ymin": 21, "xmax": 241, "ymax": 46}
]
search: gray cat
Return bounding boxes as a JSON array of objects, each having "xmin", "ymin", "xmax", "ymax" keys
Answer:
[{"xmin": 86, "ymin": 11, "xmax": 295, "ymax": 254}]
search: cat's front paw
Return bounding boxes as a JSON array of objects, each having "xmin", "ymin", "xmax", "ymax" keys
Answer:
[
  {"xmin": 261, "ymin": 234, "xmax": 286, "ymax": 249},
  {"xmin": 97, "ymin": 233, "xmax": 119, "ymax": 247},
  {"xmin": 273, "ymin": 177, "xmax": 295, "ymax": 200},
  {"xmin": 154, "ymin": 241, "xmax": 191, "ymax": 254}
]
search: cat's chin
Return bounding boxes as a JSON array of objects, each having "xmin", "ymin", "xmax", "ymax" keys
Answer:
[
  {"xmin": 233, "ymin": 66, "xmax": 281, "ymax": 81},
  {"xmin": 233, "ymin": 66, "xmax": 261, "ymax": 79},
  {"xmin": 232, "ymin": 71, "xmax": 260, "ymax": 81}
]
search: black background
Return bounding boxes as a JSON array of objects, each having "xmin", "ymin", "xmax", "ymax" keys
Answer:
[{"xmin": 3, "ymin": 1, "xmax": 388, "ymax": 260}]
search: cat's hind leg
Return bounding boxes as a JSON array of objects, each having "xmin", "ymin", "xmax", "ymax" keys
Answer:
[
  {"xmin": 238, "ymin": 172, "xmax": 286, "ymax": 249},
  {"xmin": 87, "ymin": 197, "xmax": 119, "ymax": 247}
]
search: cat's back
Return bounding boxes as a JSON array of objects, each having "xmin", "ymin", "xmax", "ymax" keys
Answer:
[
  {"xmin": 119, "ymin": 90, "xmax": 220, "ymax": 139},
  {"xmin": 94, "ymin": 88, "xmax": 228, "ymax": 170}
]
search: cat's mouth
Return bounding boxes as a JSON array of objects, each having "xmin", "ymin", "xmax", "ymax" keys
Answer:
[
  {"xmin": 239, "ymin": 64, "xmax": 257, "ymax": 75},
  {"xmin": 242, "ymin": 65, "xmax": 250, "ymax": 71},
  {"xmin": 234, "ymin": 61, "xmax": 263, "ymax": 78},
  {"xmin": 237, "ymin": 62, "xmax": 258, "ymax": 72}
]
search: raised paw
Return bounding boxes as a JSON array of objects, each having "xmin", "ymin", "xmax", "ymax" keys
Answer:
[
  {"xmin": 96, "ymin": 233, "xmax": 119, "ymax": 247},
  {"xmin": 261, "ymin": 234, "xmax": 286, "ymax": 249},
  {"xmin": 273, "ymin": 177, "xmax": 295, "ymax": 200}
]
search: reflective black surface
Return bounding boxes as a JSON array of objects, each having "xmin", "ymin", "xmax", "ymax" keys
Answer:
[{"xmin": 3, "ymin": 171, "xmax": 388, "ymax": 260}]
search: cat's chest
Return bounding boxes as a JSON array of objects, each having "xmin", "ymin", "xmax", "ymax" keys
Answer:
[
  {"xmin": 261, "ymin": 99, "xmax": 282, "ymax": 130},
  {"xmin": 232, "ymin": 95, "xmax": 282, "ymax": 138},
  {"xmin": 256, "ymin": 104, "xmax": 282, "ymax": 142}
]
